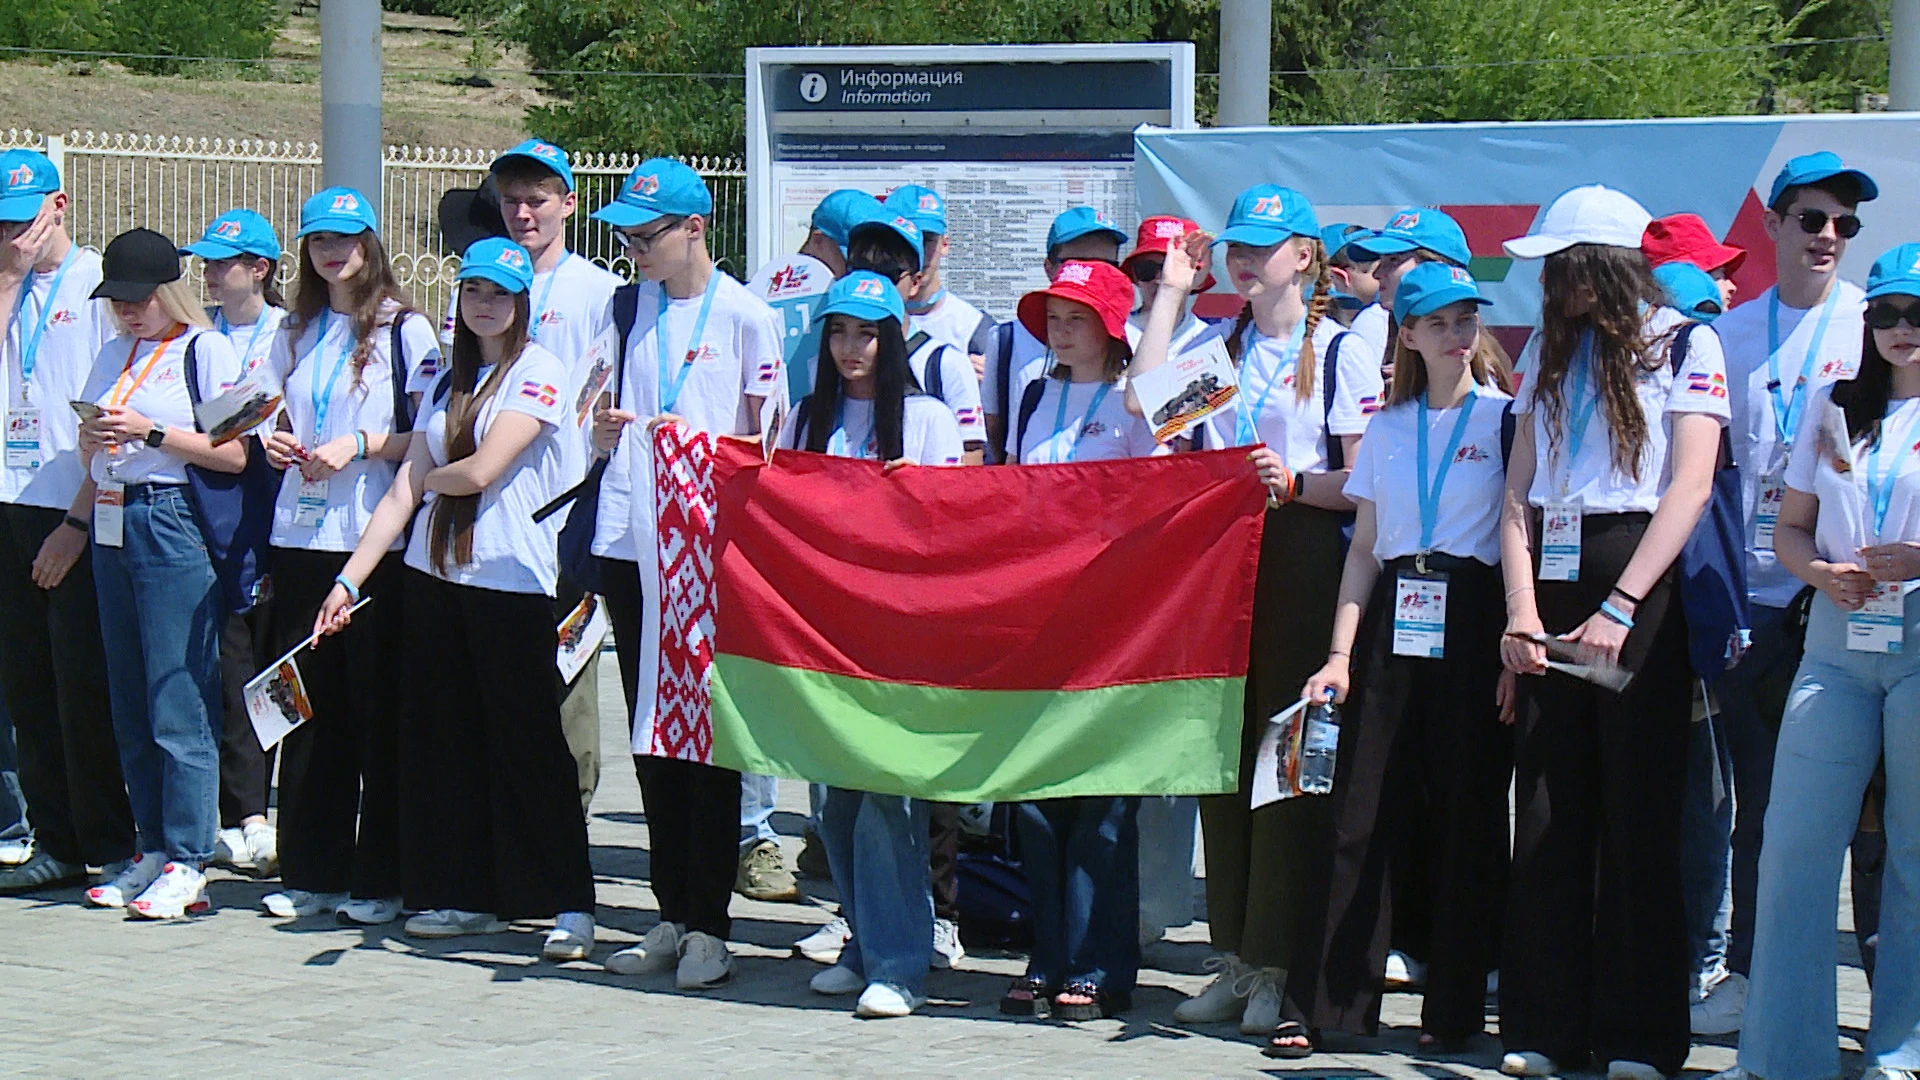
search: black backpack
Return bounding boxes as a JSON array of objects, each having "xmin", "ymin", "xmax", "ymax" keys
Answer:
[{"xmin": 906, "ymin": 330, "xmax": 947, "ymax": 403}]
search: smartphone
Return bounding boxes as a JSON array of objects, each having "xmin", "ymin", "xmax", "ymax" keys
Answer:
[{"xmin": 69, "ymin": 400, "xmax": 103, "ymax": 423}]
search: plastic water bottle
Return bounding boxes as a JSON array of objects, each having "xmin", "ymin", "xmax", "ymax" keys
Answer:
[{"xmin": 1297, "ymin": 697, "xmax": 1341, "ymax": 796}]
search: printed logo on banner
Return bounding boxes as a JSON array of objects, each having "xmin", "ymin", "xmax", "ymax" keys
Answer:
[
  {"xmin": 214, "ymin": 220, "xmax": 244, "ymax": 239},
  {"xmin": 799, "ymin": 72, "xmax": 828, "ymax": 103},
  {"xmin": 6, "ymin": 163, "xmax": 33, "ymax": 187},
  {"xmin": 331, "ymin": 193, "xmax": 359, "ymax": 212},
  {"xmin": 853, "ymin": 276, "xmax": 888, "ymax": 299},
  {"xmin": 1389, "ymin": 210, "xmax": 1422, "ymax": 232},
  {"xmin": 1057, "ymin": 262, "xmax": 1095, "ymax": 285},
  {"xmin": 631, "ymin": 174, "xmax": 660, "ymax": 197},
  {"xmin": 768, "ymin": 264, "xmax": 812, "ymax": 296},
  {"xmin": 518, "ymin": 380, "xmax": 558, "ymax": 406}
]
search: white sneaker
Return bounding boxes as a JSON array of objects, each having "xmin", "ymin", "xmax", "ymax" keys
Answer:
[
  {"xmin": 676, "ymin": 930, "xmax": 734, "ymax": 990},
  {"xmin": 795, "ymin": 916, "xmax": 850, "ymax": 965},
  {"xmin": 1385, "ymin": 949, "xmax": 1427, "ymax": 988},
  {"xmin": 931, "ymin": 917, "xmax": 965, "ymax": 969},
  {"xmin": 1173, "ymin": 953, "xmax": 1252, "ymax": 1023},
  {"xmin": 855, "ymin": 981, "xmax": 924, "ymax": 1018},
  {"xmin": 605, "ymin": 921, "xmax": 684, "ymax": 975},
  {"xmin": 1239, "ymin": 967, "xmax": 1285, "ymax": 1035},
  {"xmin": 86, "ymin": 852, "xmax": 164, "ymax": 909},
  {"xmin": 262, "ymin": 888, "xmax": 349, "ymax": 919},
  {"xmin": 335, "ymin": 896, "xmax": 403, "ymax": 925},
  {"xmin": 543, "ymin": 912, "xmax": 595, "ymax": 961},
  {"xmin": 0, "ymin": 836, "xmax": 32, "ymax": 866},
  {"xmin": 1502, "ymin": 1052, "xmax": 1560, "ymax": 1077},
  {"xmin": 243, "ymin": 821, "xmax": 278, "ymax": 877},
  {"xmin": 810, "ymin": 964, "xmax": 865, "ymax": 996},
  {"xmin": 1691, "ymin": 971, "xmax": 1747, "ymax": 1035},
  {"xmin": 1608, "ymin": 1061, "xmax": 1665, "ymax": 1080},
  {"xmin": 128, "ymin": 862, "xmax": 210, "ymax": 920},
  {"xmin": 211, "ymin": 827, "xmax": 245, "ymax": 867},
  {"xmin": 404, "ymin": 909, "xmax": 507, "ymax": 938}
]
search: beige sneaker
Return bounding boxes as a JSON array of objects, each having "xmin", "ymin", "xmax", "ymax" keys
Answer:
[
  {"xmin": 1173, "ymin": 953, "xmax": 1251, "ymax": 1023},
  {"xmin": 734, "ymin": 839, "xmax": 799, "ymax": 902}
]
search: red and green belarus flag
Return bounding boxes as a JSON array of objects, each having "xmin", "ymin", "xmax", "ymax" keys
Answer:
[{"xmin": 648, "ymin": 430, "xmax": 1267, "ymax": 802}]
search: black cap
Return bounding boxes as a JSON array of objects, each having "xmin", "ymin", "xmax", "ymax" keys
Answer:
[
  {"xmin": 90, "ymin": 228, "xmax": 183, "ymax": 302},
  {"xmin": 436, "ymin": 175, "xmax": 508, "ymax": 255}
]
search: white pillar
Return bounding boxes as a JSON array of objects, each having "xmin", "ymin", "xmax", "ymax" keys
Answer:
[
  {"xmin": 320, "ymin": 0, "xmax": 383, "ymax": 212},
  {"xmin": 1217, "ymin": 0, "xmax": 1272, "ymax": 127},
  {"xmin": 1894, "ymin": 0, "xmax": 1920, "ymax": 111}
]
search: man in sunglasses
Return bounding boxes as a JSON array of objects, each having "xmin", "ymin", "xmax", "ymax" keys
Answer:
[{"xmin": 1688, "ymin": 150, "xmax": 1878, "ymax": 1038}]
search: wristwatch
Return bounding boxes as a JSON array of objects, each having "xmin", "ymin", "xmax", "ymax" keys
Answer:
[{"xmin": 144, "ymin": 422, "xmax": 168, "ymax": 449}]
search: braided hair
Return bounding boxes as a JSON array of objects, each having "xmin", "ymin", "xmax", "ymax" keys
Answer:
[{"xmin": 1222, "ymin": 237, "xmax": 1331, "ymax": 406}]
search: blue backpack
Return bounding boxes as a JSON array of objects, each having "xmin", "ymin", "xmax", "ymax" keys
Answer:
[
  {"xmin": 182, "ymin": 335, "xmax": 281, "ymax": 614},
  {"xmin": 1667, "ymin": 322, "xmax": 1751, "ymax": 681}
]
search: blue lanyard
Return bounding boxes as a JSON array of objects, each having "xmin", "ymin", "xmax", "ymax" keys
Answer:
[
  {"xmin": 305, "ymin": 311, "xmax": 354, "ymax": 443},
  {"xmin": 1416, "ymin": 391, "xmax": 1479, "ymax": 552},
  {"xmin": 1038, "ymin": 378, "xmax": 1113, "ymax": 462},
  {"xmin": 656, "ymin": 273, "xmax": 721, "ymax": 415},
  {"xmin": 216, "ymin": 308, "xmax": 272, "ymax": 373},
  {"xmin": 826, "ymin": 398, "xmax": 875, "ymax": 459},
  {"xmin": 1866, "ymin": 404, "xmax": 1920, "ymax": 538},
  {"xmin": 1766, "ymin": 286, "xmax": 1840, "ymax": 449},
  {"xmin": 529, "ymin": 252, "xmax": 569, "ymax": 343},
  {"xmin": 1561, "ymin": 332, "xmax": 1601, "ymax": 492},
  {"xmin": 1234, "ymin": 318, "xmax": 1308, "ymax": 447},
  {"xmin": 12, "ymin": 244, "xmax": 79, "ymax": 392}
]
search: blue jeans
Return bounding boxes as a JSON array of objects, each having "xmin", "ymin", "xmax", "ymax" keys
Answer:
[
  {"xmin": 1016, "ymin": 797, "xmax": 1141, "ymax": 996},
  {"xmin": 821, "ymin": 787, "xmax": 932, "ymax": 995},
  {"xmin": 1739, "ymin": 592, "xmax": 1920, "ymax": 1080},
  {"xmin": 1137, "ymin": 795, "xmax": 1197, "ymax": 938},
  {"xmin": 1681, "ymin": 676, "xmax": 1734, "ymax": 992},
  {"xmin": 740, "ymin": 773, "xmax": 778, "ymax": 852},
  {"xmin": 92, "ymin": 485, "xmax": 224, "ymax": 866}
]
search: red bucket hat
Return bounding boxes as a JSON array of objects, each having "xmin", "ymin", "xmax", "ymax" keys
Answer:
[
  {"xmin": 1642, "ymin": 213, "xmax": 1746, "ymax": 276},
  {"xmin": 1121, "ymin": 215, "xmax": 1216, "ymax": 292},
  {"xmin": 1017, "ymin": 260, "xmax": 1134, "ymax": 345}
]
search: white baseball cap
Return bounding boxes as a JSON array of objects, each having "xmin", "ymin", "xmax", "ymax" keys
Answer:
[{"xmin": 1504, "ymin": 185, "xmax": 1653, "ymax": 259}]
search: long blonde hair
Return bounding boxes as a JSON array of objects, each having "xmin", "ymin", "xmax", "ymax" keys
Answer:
[
  {"xmin": 109, "ymin": 280, "xmax": 212, "ymax": 336},
  {"xmin": 1224, "ymin": 237, "xmax": 1332, "ymax": 404}
]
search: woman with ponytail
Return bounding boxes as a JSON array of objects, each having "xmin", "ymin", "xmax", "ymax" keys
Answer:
[
  {"xmin": 315, "ymin": 238, "xmax": 594, "ymax": 961},
  {"xmin": 1135, "ymin": 186, "xmax": 1383, "ymax": 1037}
]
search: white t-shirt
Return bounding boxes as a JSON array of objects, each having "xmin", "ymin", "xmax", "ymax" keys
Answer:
[
  {"xmin": 592, "ymin": 272, "xmax": 784, "ymax": 562},
  {"xmin": 911, "ymin": 292, "xmax": 993, "ymax": 358},
  {"xmin": 778, "ymin": 393, "xmax": 965, "ymax": 466},
  {"xmin": 209, "ymin": 304, "xmax": 288, "ymax": 379},
  {"xmin": 1, "ymin": 247, "xmax": 114, "ymax": 509},
  {"xmin": 906, "ymin": 337, "xmax": 985, "ymax": 445},
  {"xmin": 1347, "ymin": 303, "xmax": 1391, "ymax": 375},
  {"xmin": 1345, "ymin": 389, "xmax": 1513, "ymax": 565},
  {"xmin": 403, "ymin": 343, "xmax": 570, "ymax": 596},
  {"xmin": 1786, "ymin": 387, "xmax": 1920, "ymax": 559},
  {"xmin": 268, "ymin": 306, "xmax": 435, "ymax": 552},
  {"xmin": 1015, "ymin": 377, "xmax": 1159, "ymax": 464},
  {"xmin": 1716, "ymin": 281, "xmax": 1867, "ymax": 607},
  {"xmin": 985, "ymin": 318, "xmax": 1146, "ymax": 424},
  {"xmin": 83, "ymin": 326, "xmax": 241, "ymax": 487},
  {"xmin": 1513, "ymin": 307, "xmax": 1732, "ymax": 512},
  {"xmin": 1196, "ymin": 317, "xmax": 1382, "ymax": 471}
]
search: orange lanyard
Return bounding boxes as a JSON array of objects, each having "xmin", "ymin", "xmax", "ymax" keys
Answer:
[{"xmin": 108, "ymin": 330, "xmax": 181, "ymax": 408}]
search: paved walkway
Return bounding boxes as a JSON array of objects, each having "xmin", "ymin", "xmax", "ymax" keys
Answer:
[{"xmin": 0, "ymin": 668, "xmax": 1874, "ymax": 1078}]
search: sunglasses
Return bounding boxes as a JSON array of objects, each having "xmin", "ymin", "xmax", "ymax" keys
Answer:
[
  {"xmin": 1790, "ymin": 208, "xmax": 1862, "ymax": 239},
  {"xmin": 1128, "ymin": 258, "xmax": 1164, "ymax": 283},
  {"xmin": 613, "ymin": 217, "xmax": 685, "ymax": 254},
  {"xmin": 1866, "ymin": 301, "xmax": 1920, "ymax": 330}
]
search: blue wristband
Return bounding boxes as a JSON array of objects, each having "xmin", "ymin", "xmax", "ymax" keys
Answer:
[
  {"xmin": 1598, "ymin": 600, "xmax": 1635, "ymax": 629},
  {"xmin": 334, "ymin": 574, "xmax": 361, "ymax": 604}
]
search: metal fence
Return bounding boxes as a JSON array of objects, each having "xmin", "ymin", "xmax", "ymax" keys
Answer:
[{"xmin": 0, "ymin": 128, "xmax": 747, "ymax": 319}]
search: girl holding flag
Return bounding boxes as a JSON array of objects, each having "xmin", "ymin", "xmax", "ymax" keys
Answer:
[{"xmin": 314, "ymin": 237, "xmax": 594, "ymax": 960}]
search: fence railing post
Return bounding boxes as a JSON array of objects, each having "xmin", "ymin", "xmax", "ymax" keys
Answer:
[{"xmin": 44, "ymin": 134, "xmax": 65, "ymax": 181}]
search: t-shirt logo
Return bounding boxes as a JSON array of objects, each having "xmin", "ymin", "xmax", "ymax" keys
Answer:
[
  {"xmin": 1249, "ymin": 195, "xmax": 1286, "ymax": 219},
  {"xmin": 536, "ymin": 310, "xmax": 561, "ymax": 327},
  {"xmin": 687, "ymin": 344, "xmax": 720, "ymax": 365},
  {"xmin": 495, "ymin": 247, "xmax": 526, "ymax": 270},
  {"xmin": 6, "ymin": 162, "xmax": 33, "ymax": 188},
  {"xmin": 1082, "ymin": 421, "xmax": 1107, "ymax": 438},
  {"xmin": 853, "ymin": 276, "xmax": 888, "ymax": 300},
  {"xmin": 1389, "ymin": 210, "xmax": 1421, "ymax": 232},
  {"xmin": 331, "ymin": 193, "xmax": 360, "ymax": 213},
  {"xmin": 214, "ymin": 220, "xmax": 244, "ymax": 239},
  {"xmin": 1153, "ymin": 219, "xmax": 1186, "ymax": 239},
  {"xmin": 518, "ymin": 380, "xmax": 558, "ymax": 406},
  {"xmin": 1057, "ymin": 262, "xmax": 1095, "ymax": 286},
  {"xmin": 918, "ymin": 193, "xmax": 940, "ymax": 212},
  {"xmin": 631, "ymin": 174, "xmax": 660, "ymax": 197},
  {"xmin": 1454, "ymin": 444, "xmax": 1490, "ymax": 464},
  {"xmin": 49, "ymin": 309, "xmax": 76, "ymax": 327}
]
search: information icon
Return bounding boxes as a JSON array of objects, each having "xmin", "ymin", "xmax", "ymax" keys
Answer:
[{"xmin": 800, "ymin": 72, "xmax": 827, "ymax": 103}]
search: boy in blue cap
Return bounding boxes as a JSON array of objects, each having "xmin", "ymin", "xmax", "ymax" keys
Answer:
[
  {"xmin": 588, "ymin": 158, "xmax": 788, "ymax": 987},
  {"xmin": 0, "ymin": 149, "xmax": 135, "ymax": 896},
  {"xmin": 749, "ymin": 189, "xmax": 885, "ymax": 405},
  {"xmin": 1323, "ymin": 222, "xmax": 1387, "ymax": 361},
  {"xmin": 1682, "ymin": 150, "xmax": 1880, "ymax": 1037},
  {"xmin": 885, "ymin": 184, "xmax": 995, "ymax": 381}
]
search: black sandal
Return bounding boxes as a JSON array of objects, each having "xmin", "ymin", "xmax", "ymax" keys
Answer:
[
  {"xmin": 1052, "ymin": 979, "xmax": 1130, "ymax": 1021},
  {"xmin": 1263, "ymin": 1021, "xmax": 1317, "ymax": 1059},
  {"xmin": 999, "ymin": 974, "xmax": 1055, "ymax": 1017}
]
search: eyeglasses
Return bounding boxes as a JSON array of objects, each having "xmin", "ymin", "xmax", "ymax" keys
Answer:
[
  {"xmin": 1128, "ymin": 258, "xmax": 1164, "ymax": 283},
  {"xmin": 1791, "ymin": 208, "xmax": 1862, "ymax": 239},
  {"xmin": 1865, "ymin": 301, "xmax": 1920, "ymax": 330},
  {"xmin": 614, "ymin": 217, "xmax": 685, "ymax": 254}
]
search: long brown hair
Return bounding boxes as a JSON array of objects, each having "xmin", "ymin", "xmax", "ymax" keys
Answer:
[
  {"xmin": 1530, "ymin": 243, "xmax": 1669, "ymax": 480},
  {"xmin": 287, "ymin": 232, "xmax": 415, "ymax": 389},
  {"xmin": 1224, "ymin": 237, "xmax": 1332, "ymax": 405},
  {"xmin": 427, "ymin": 288, "xmax": 531, "ymax": 574},
  {"xmin": 1387, "ymin": 324, "xmax": 1515, "ymax": 406}
]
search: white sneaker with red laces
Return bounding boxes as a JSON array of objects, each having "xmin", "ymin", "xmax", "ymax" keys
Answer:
[
  {"xmin": 129, "ymin": 862, "xmax": 211, "ymax": 920},
  {"xmin": 86, "ymin": 852, "xmax": 164, "ymax": 909}
]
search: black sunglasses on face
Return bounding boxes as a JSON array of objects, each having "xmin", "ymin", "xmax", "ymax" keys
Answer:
[
  {"xmin": 1128, "ymin": 259, "xmax": 1164, "ymax": 283},
  {"xmin": 1791, "ymin": 208, "xmax": 1862, "ymax": 239},
  {"xmin": 1866, "ymin": 301, "xmax": 1920, "ymax": 330}
]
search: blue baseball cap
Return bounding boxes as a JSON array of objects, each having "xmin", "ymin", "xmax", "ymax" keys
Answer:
[
  {"xmin": 810, "ymin": 189, "xmax": 884, "ymax": 251},
  {"xmin": 455, "ymin": 237, "xmax": 535, "ymax": 294},
  {"xmin": 0, "ymin": 150, "xmax": 60, "ymax": 223},
  {"xmin": 885, "ymin": 184, "xmax": 946, "ymax": 236},
  {"xmin": 1769, "ymin": 151, "xmax": 1879, "ymax": 209},
  {"xmin": 1046, "ymin": 206, "xmax": 1127, "ymax": 252},
  {"xmin": 1654, "ymin": 262, "xmax": 1726, "ymax": 322},
  {"xmin": 493, "ymin": 139, "xmax": 575, "ymax": 193},
  {"xmin": 1351, "ymin": 207, "xmax": 1472, "ymax": 267},
  {"xmin": 297, "ymin": 187, "xmax": 378, "ymax": 238},
  {"xmin": 1865, "ymin": 243, "xmax": 1920, "ymax": 302},
  {"xmin": 1215, "ymin": 185, "xmax": 1319, "ymax": 248},
  {"xmin": 848, "ymin": 208, "xmax": 925, "ymax": 267},
  {"xmin": 1393, "ymin": 261, "xmax": 1491, "ymax": 324},
  {"xmin": 1321, "ymin": 222, "xmax": 1373, "ymax": 262},
  {"xmin": 591, "ymin": 158, "xmax": 713, "ymax": 229},
  {"xmin": 817, "ymin": 270, "xmax": 905, "ymax": 325},
  {"xmin": 181, "ymin": 209, "xmax": 281, "ymax": 262}
]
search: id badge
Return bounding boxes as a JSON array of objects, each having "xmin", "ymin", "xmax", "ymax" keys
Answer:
[
  {"xmin": 1540, "ymin": 499, "xmax": 1583, "ymax": 582},
  {"xmin": 1754, "ymin": 471, "xmax": 1786, "ymax": 551},
  {"xmin": 1847, "ymin": 582, "xmax": 1906, "ymax": 654},
  {"xmin": 5, "ymin": 410, "xmax": 41, "ymax": 469},
  {"xmin": 1392, "ymin": 572, "xmax": 1450, "ymax": 658},
  {"xmin": 293, "ymin": 477, "xmax": 330, "ymax": 528},
  {"xmin": 93, "ymin": 482, "xmax": 125, "ymax": 548}
]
